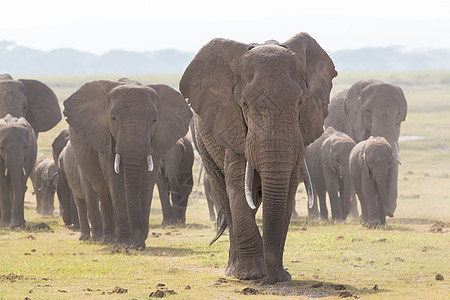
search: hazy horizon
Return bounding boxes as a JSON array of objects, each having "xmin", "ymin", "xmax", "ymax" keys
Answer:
[{"xmin": 2, "ymin": 0, "xmax": 450, "ymax": 55}]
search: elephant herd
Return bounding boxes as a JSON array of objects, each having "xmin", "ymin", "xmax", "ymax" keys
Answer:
[{"xmin": 0, "ymin": 32, "xmax": 408, "ymax": 284}]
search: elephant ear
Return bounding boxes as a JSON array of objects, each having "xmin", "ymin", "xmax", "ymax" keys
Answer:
[
  {"xmin": 179, "ymin": 38, "xmax": 249, "ymax": 153},
  {"xmin": 51, "ymin": 129, "xmax": 69, "ymax": 162},
  {"xmin": 148, "ymin": 84, "xmax": 192, "ymax": 159},
  {"xmin": 18, "ymin": 79, "xmax": 62, "ymax": 133},
  {"xmin": 282, "ymin": 32, "xmax": 338, "ymax": 146},
  {"xmin": 320, "ymin": 135, "xmax": 336, "ymax": 174},
  {"xmin": 64, "ymin": 80, "xmax": 121, "ymax": 155}
]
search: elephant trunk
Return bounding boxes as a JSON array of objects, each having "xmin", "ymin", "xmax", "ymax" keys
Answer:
[
  {"xmin": 375, "ymin": 172, "xmax": 393, "ymax": 218},
  {"xmin": 122, "ymin": 157, "xmax": 146, "ymax": 250},
  {"xmin": 255, "ymin": 136, "xmax": 298, "ymax": 284}
]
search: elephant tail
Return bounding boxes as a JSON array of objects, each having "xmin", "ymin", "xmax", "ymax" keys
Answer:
[{"xmin": 209, "ymin": 211, "xmax": 227, "ymax": 246}]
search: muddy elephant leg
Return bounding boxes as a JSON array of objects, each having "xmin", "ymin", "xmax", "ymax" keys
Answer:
[
  {"xmin": 388, "ymin": 164, "xmax": 398, "ymax": 213},
  {"xmin": 98, "ymin": 194, "xmax": 116, "ymax": 244},
  {"xmin": 326, "ymin": 179, "xmax": 342, "ymax": 221},
  {"xmin": 317, "ymin": 187, "xmax": 328, "ymax": 220},
  {"xmin": 156, "ymin": 175, "xmax": 172, "ymax": 225},
  {"xmin": 36, "ymin": 192, "xmax": 42, "ymax": 214},
  {"xmin": 224, "ymin": 150, "xmax": 264, "ymax": 280},
  {"xmin": 74, "ymin": 197, "xmax": 90, "ymax": 240}
]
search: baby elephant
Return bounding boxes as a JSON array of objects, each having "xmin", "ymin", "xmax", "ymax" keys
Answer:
[
  {"xmin": 349, "ymin": 136, "xmax": 395, "ymax": 226},
  {"xmin": 305, "ymin": 127, "xmax": 356, "ymax": 221},
  {"xmin": 60, "ymin": 141, "xmax": 103, "ymax": 241},
  {"xmin": 156, "ymin": 137, "xmax": 194, "ymax": 225},
  {"xmin": 30, "ymin": 154, "xmax": 59, "ymax": 216}
]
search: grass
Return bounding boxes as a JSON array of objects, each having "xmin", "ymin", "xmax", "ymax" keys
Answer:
[{"xmin": 0, "ymin": 72, "xmax": 449, "ymax": 299}]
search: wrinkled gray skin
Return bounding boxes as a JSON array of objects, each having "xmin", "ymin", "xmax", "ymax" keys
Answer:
[
  {"xmin": 52, "ymin": 128, "xmax": 79, "ymax": 228},
  {"xmin": 156, "ymin": 137, "xmax": 194, "ymax": 225},
  {"xmin": 60, "ymin": 141, "xmax": 103, "ymax": 240},
  {"xmin": 0, "ymin": 74, "xmax": 61, "ymax": 137},
  {"xmin": 325, "ymin": 80, "xmax": 407, "ymax": 217},
  {"xmin": 30, "ymin": 154, "xmax": 58, "ymax": 216},
  {"xmin": 305, "ymin": 127, "xmax": 356, "ymax": 221},
  {"xmin": 349, "ymin": 137, "xmax": 394, "ymax": 226},
  {"xmin": 64, "ymin": 79, "xmax": 192, "ymax": 250},
  {"xmin": 0, "ymin": 115, "xmax": 37, "ymax": 227},
  {"xmin": 180, "ymin": 33, "xmax": 337, "ymax": 283}
]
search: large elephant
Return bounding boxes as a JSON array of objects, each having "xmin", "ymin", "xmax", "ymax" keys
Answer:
[
  {"xmin": 180, "ymin": 33, "xmax": 337, "ymax": 283},
  {"xmin": 0, "ymin": 74, "xmax": 61, "ymax": 136},
  {"xmin": 30, "ymin": 154, "xmax": 59, "ymax": 216},
  {"xmin": 63, "ymin": 79, "xmax": 192, "ymax": 249},
  {"xmin": 60, "ymin": 141, "xmax": 103, "ymax": 240},
  {"xmin": 324, "ymin": 80, "xmax": 407, "ymax": 215},
  {"xmin": 349, "ymin": 136, "xmax": 394, "ymax": 226},
  {"xmin": 52, "ymin": 128, "xmax": 79, "ymax": 228},
  {"xmin": 0, "ymin": 115, "xmax": 37, "ymax": 227},
  {"xmin": 305, "ymin": 127, "xmax": 356, "ymax": 221},
  {"xmin": 156, "ymin": 136, "xmax": 194, "ymax": 225}
]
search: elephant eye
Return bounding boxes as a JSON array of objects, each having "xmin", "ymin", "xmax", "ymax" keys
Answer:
[
  {"xmin": 152, "ymin": 119, "xmax": 157, "ymax": 123},
  {"xmin": 111, "ymin": 116, "xmax": 116, "ymax": 121}
]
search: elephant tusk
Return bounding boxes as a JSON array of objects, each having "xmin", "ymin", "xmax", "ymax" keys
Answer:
[
  {"xmin": 4, "ymin": 168, "xmax": 8, "ymax": 176},
  {"xmin": 147, "ymin": 154, "xmax": 154, "ymax": 172},
  {"xmin": 394, "ymin": 142, "xmax": 402, "ymax": 165},
  {"xmin": 245, "ymin": 162, "xmax": 256, "ymax": 210},
  {"xmin": 114, "ymin": 153, "xmax": 121, "ymax": 174},
  {"xmin": 302, "ymin": 159, "xmax": 315, "ymax": 209},
  {"xmin": 23, "ymin": 168, "xmax": 27, "ymax": 176}
]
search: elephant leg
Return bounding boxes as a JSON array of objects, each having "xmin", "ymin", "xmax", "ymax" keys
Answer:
[
  {"xmin": 69, "ymin": 193, "xmax": 80, "ymax": 229},
  {"xmin": 98, "ymin": 194, "xmax": 115, "ymax": 244},
  {"xmin": 206, "ymin": 192, "xmax": 216, "ymax": 222},
  {"xmin": 318, "ymin": 188, "xmax": 328, "ymax": 220},
  {"xmin": 347, "ymin": 194, "xmax": 360, "ymax": 219},
  {"xmin": 36, "ymin": 192, "xmax": 42, "ymax": 214},
  {"xmin": 74, "ymin": 197, "xmax": 90, "ymax": 241},
  {"xmin": 84, "ymin": 185, "xmax": 103, "ymax": 241},
  {"xmin": 361, "ymin": 176, "xmax": 380, "ymax": 226},
  {"xmin": 0, "ymin": 179, "xmax": 11, "ymax": 226},
  {"xmin": 224, "ymin": 150, "xmax": 264, "ymax": 280},
  {"xmin": 156, "ymin": 175, "xmax": 172, "ymax": 225}
]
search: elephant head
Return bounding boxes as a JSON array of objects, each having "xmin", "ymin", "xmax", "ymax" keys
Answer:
[
  {"xmin": 343, "ymin": 80, "xmax": 407, "ymax": 159},
  {"xmin": 63, "ymin": 80, "xmax": 192, "ymax": 249},
  {"xmin": 31, "ymin": 155, "xmax": 59, "ymax": 215},
  {"xmin": 180, "ymin": 33, "xmax": 337, "ymax": 283},
  {"xmin": 362, "ymin": 136, "xmax": 395, "ymax": 219},
  {"xmin": 0, "ymin": 114, "xmax": 37, "ymax": 227},
  {"xmin": 0, "ymin": 74, "xmax": 61, "ymax": 134}
]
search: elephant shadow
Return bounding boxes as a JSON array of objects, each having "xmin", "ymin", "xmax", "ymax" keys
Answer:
[{"xmin": 98, "ymin": 245, "xmax": 205, "ymax": 257}]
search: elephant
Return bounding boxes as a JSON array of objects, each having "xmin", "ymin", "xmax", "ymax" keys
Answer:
[
  {"xmin": 324, "ymin": 80, "xmax": 407, "ymax": 216},
  {"xmin": 156, "ymin": 136, "xmax": 194, "ymax": 225},
  {"xmin": 179, "ymin": 32, "xmax": 337, "ymax": 283},
  {"xmin": 60, "ymin": 141, "xmax": 103, "ymax": 240},
  {"xmin": 349, "ymin": 136, "xmax": 395, "ymax": 226},
  {"xmin": 63, "ymin": 79, "xmax": 192, "ymax": 249},
  {"xmin": 305, "ymin": 127, "xmax": 356, "ymax": 221},
  {"xmin": 52, "ymin": 128, "xmax": 79, "ymax": 228},
  {"xmin": 30, "ymin": 154, "xmax": 59, "ymax": 216},
  {"xmin": 0, "ymin": 114, "xmax": 37, "ymax": 227},
  {"xmin": 0, "ymin": 74, "xmax": 61, "ymax": 137}
]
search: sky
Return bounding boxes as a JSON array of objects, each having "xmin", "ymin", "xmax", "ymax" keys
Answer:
[{"xmin": 2, "ymin": 0, "xmax": 450, "ymax": 54}]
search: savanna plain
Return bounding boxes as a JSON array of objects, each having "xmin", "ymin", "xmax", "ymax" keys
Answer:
[{"xmin": 0, "ymin": 71, "xmax": 449, "ymax": 299}]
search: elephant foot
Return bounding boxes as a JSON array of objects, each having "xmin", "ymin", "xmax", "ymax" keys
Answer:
[
  {"xmin": 226, "ymin": 256, "xmax": 265, "ymax": 281},
  {"xmin": 91, "ymin": 232, "xmax": 103, "ymax": 242},
  {"xmin": 263, "ymin": 267, "xmax": 291, "ymax": 284},
  {"xmin": 9, "ymin": 220, "xmax": 25, "ymax": 229},
  {"xmin": 101, "ymin": 234, "xmax": 115, "ymax": 244},
  {"xmin": 79, "ymin": 233, "xmax": 90, "ymax": 241}
]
